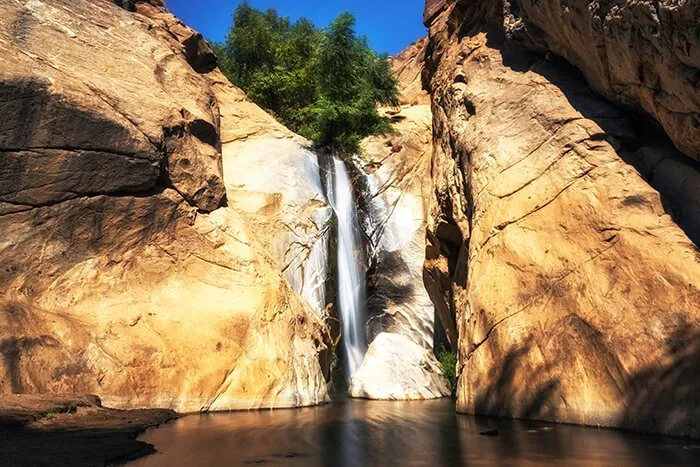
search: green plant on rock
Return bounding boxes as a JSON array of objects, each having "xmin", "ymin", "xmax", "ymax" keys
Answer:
[
  {"xmin": 438, "ymin": 345, "xmax": 458, "ymax": 396},
  {"xmin": 214, "ymin": 2, "xmax": 399, "ymax": 152}
]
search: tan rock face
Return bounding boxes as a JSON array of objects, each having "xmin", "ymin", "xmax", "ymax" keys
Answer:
[
  {"xmin": 392, "ymin": 38, "xmax": 432, "ymax": 106},
  {"xmin": 424, "ymin": 2, "xmax": 700, "ymax": 437},
  {"xmin": 428, "ymin": 0, "xmax": 700, "ymax": 160},
  {"xmin": 0, "ymin": 0, "xmax": 225, "ymax": 212},
  {"xmin": 0, "ymin": 0, "xmax": 330, "ymax": 412}
]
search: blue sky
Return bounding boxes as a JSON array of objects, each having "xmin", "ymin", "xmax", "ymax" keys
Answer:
[{"xmin": 166, "ymin": 0, "xmax": 427, "ymax": 55}]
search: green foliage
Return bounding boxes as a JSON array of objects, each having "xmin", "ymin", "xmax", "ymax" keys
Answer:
[
  {"xmin": 438, "ymin": 345, "xmax": 458, "ymax": 396},
  {"xmin": 209, "ymin": 42, "xmax": 234, "ymax": 78},
  {"xmin": 215, "ymin": 2, "xmax": 399, "ymax": 151}
]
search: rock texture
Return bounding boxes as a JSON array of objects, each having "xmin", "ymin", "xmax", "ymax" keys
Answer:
[
  {"xmin": 426, "ymin": 0, "xmax": 700, "ymax": 160},
  {"xmin": 359, "ymin": 106, "xmax": 435, "ymax": 350},
  {"xmin": 625, "ymin": 143, "xmax": 700, "ymax": 244},
  {"xmin": 424, "ymin": 0, "xmax": 700, "ymax": 437},
  {"xmin": 349, "ymin": 333, "xmax": 450, "ymax": 400},
  {"xmin": 0, "ymin": 0, "xmax": 330, "ymax": 412},
  {"xmin": 213, "ymin": 72, "xmax": 332, "ymax": 315},
  {"xmin": 391, "ymin": 38, "xmax": 432, "ymax": 107}
]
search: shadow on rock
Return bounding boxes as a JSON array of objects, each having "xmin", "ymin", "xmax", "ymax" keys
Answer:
[
  {"xmin": 620, "ymin": 321, "xmax": 700, "ymax": 437},
  {"xmin": 471, "ymin": 335, "xmax": 562, "ymax": 422}
]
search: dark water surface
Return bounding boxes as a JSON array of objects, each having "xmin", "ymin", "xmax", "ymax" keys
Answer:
[{"xmin": 129, "ymin": 399, "xmax": 699, "ymax": 466}]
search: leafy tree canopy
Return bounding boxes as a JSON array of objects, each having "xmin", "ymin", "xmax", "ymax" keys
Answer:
[{"xmin": 213, "ymin": 2, "xmax": 399, "ymax": 152}]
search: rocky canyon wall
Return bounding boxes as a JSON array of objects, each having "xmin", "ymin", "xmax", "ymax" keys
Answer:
[
  {"xmin": 0, "ymin": 0, "xmax": 331, "ymax": 412},
  {"xmin": 424, "ymin": 0, "xmax": 700, "ymax": 437},
  {"xmin": 359, "ymin": 39, "xmax": 436, "ymax": 351},
  {"xmin": 349, "ymin": 39, "xmax": 450, "ymax": 400}
]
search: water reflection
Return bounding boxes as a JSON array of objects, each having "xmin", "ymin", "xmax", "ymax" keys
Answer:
[{"xmin": 130, "ymin": 399, "xmax": 700, "ymax": 466}]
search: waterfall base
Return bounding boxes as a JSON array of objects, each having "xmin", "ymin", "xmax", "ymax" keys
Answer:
[{"xmin": 348, "ymin": 333, "xmax": 450, "ymax": 400}]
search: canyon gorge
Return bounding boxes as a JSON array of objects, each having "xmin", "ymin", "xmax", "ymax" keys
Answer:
[{"xmin": 0, "ymin": 0, "xmax": 699, "ymax": 463}]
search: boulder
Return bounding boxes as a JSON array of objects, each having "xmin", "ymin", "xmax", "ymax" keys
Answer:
[{"xmin": 349, "ymin": 333, "xmax": 450, "ymax": 400}]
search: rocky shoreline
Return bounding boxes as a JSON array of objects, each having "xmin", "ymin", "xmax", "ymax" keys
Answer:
[{"xmin": 0, "ymin": 394, "xmax": 175, "ymax": 466}]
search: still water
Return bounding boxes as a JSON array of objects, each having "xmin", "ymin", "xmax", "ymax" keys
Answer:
[{"xmin": 129, "ymin": 399, "xmax": 699, "ymax": 466}]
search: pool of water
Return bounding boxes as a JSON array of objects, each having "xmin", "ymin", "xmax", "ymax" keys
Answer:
[{"xmin": 129, "ymin": 399, "xmax": 699, "ymax": 466}]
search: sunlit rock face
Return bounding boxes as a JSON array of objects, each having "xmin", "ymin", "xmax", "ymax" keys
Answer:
[
  {"xmin": 424, "ymin": 0, "xmax": 700, "ymax": 437},
  {"xmin": 212, "ymin": 72, "xmax": 332, "ymax": 316},
  {"xmin": 349, "ymin": 333, "xmax": 450, "ymax": 400},
  {"xmin": 0, "ymin": 0, "xmax": 330, "ymax": 412}
]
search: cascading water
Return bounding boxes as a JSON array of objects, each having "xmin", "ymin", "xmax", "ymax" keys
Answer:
[{"xmin": 325, "ymin": 153, "xmax": 367, "ymax": 379}]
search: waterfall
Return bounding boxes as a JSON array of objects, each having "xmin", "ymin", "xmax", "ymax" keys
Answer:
[{"xmin": 325, "ymin": 153, "xmax": 367, "ymax": 378}]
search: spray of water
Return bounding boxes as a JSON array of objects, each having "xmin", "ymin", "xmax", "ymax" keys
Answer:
[{"xmin": 325, "ymin": 154, "xmax": 367, "ymax": 378}]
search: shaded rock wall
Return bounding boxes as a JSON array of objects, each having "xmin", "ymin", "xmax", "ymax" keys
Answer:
[
  {"xmin": 424, "ymin": 0, "xmax": 700, "ymax": 437},
  {"xmin": 0, "ymin": 0, "xmax": 330, "ymax": 412},
  {"xmin": 501, "ymin": 0, "xmax": 700, "ymax": 161}
]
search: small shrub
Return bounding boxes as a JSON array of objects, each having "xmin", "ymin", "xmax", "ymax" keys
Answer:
[{"xmin": 438, "ymin": 345, "xmax": 458, "ymax": 396}]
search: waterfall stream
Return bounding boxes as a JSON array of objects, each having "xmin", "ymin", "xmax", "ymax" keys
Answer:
[{"xmin": 325, "ymin": 153, "xmax": 367, "ymax": 378}]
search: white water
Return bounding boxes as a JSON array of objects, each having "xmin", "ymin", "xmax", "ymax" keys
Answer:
[{"xmin": 325, "ymin": 154, "xmax": 367, "ymax": 378}]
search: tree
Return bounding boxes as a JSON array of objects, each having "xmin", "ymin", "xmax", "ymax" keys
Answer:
[{"xmin": 215, "ymin": 4, "xmax": 399, "ymax": 152}]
